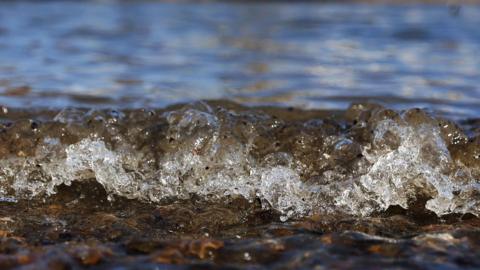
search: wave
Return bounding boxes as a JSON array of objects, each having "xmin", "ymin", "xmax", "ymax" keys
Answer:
[{"xmin": 0, "ymin": 101, "xmax": 478, "ymax": 220}]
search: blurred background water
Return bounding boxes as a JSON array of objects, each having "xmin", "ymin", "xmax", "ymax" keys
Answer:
[{"xmin": 0, "ymin": 1, "xmax": 479, "ymax": 118}]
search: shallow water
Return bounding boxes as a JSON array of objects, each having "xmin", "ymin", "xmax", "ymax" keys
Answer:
[
  {"xmin": 0, "ymin": 2, "xmax": 480, "ymax": 117},
  {"xmin": 0, "ymin": 101, "xmax": 478, "ymax": 269},
  {"xmin": 0, "ymin": 1, "xmax": 480, "ymax": 270}
]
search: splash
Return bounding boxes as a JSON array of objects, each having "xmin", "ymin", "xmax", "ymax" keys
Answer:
[{"xmin": 0, "ymin": 102, "xmax": 478, "ymax": 220}]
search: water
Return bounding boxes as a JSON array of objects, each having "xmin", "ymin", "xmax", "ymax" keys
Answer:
[
  {"xmin": 0, "ymin": 2, "xmax": 480, "ymax": 117},
  {"xmin": 0, "ymin": 100, "xmax": 479, "ymax": 269},
  {"xmin": 0, "ymin": 2, "xmax": 480, "ymax": 270},
  {"xmin": 1, "ymin": 101, "xmax": 479, "ymax": 219}
]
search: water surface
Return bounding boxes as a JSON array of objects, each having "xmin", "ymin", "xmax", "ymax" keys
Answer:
[
  {"xmin": 0, "ymin": 2, "xmax": 479, "ymax": 117},
  {"xmin": 0, "ymin": 2, "xmax": 480, "ymax": 270}
]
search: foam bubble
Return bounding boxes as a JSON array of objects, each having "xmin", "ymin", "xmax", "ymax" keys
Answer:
[{"xmin": 0, "ymin": 103, "xmax": 479, "ymax": 220}]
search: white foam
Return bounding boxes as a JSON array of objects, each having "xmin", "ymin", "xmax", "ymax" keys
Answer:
[
  {"xmin": 0, "ymin": 107, "xmax": 479, "ymax": 220},
  {"xmin": 337, "ymin": 119, "xmax": 480, "ymax": 217}
]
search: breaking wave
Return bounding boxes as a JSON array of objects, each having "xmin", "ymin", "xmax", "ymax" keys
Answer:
[{"xmin": 0, "ymin": 101, "xmax": 479, "ymax": 220}]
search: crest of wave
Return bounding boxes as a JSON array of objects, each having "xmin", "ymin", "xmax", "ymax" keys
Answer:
[
  {"xmin": 0, "ymin": 103, "xmax": 314, "ymax": 221},
  {"xmin": 0, "ymin": 102, "xmax": 478, "ymax": 220},
  {"xmin": 336, "ymin": 110, "xmax": 480, "ymax": 217}
]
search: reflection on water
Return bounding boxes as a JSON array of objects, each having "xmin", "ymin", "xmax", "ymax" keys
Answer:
[{"xmin": 0, "ymin": 2, "xmax": 479, "ymax": 117}]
